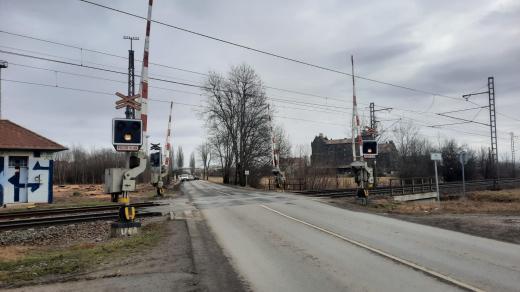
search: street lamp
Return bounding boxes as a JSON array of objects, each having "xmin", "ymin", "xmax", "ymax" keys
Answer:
[{"xmin": 0, "ymin": 60, "xmax": 8, "ymax": 119}]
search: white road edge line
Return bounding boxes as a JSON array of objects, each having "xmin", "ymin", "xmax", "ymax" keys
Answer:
[{"xmin": 259, "ymin": 204, "xmax": 485, "ymax": 292}]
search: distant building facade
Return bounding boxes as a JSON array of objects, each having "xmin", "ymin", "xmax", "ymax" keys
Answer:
[
  {"xmin": 0, "ymin": 120, "xmax": 67, "ymax": 205},
  {"xmin": 311, "ymin": 133, "xmax": 398, "ymax": 174}
]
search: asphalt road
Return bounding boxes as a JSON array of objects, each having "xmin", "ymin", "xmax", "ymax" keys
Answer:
[{"xmin": 181, "ymin": 180, "xmax": 520, "ymax": 292}]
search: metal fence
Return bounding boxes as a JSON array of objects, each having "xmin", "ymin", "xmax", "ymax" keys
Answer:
[{"xmin": 292, "ymin": 178, "xmax": 520, "ymax": 197}]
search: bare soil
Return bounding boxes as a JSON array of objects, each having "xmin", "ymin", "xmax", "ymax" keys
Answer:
[
  {"xmin": 2, "ymin": 217, "xmax": 247, "ymax": 291},
  {"xmin": 0, "ymin": 183, "xmax": 175, "ymax": 212},
  {"xmin": 325, "ymin": 189, "xmax": 520, "ymax": 244},
  {"xmin": 52, "ymin": 183, "xmax": 159, "ymax": 205},
  {"xmin": 0, "ymin": 246, "xmax": 32, "ymax": 262}
]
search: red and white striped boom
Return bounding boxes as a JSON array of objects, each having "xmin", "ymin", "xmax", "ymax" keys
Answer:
[
  {"xmin": 351, "ymin": 55, "xmax": 363, "ymax": 161},
  {"xmin": 163, "ymin": 101, "xmax": 173, "ymax": 170},
  {"xmin": 136, "ymin": 0, "xmax": 153, "ymax": 153},
  {"xmin": 268, "ymin": 104, "xmax": 279, "ymax": 170}
]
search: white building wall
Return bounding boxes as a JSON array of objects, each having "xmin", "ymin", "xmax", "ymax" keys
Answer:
[{"xmin": 0, "ymin": 151, "xmax": 54, "ymax": 204}]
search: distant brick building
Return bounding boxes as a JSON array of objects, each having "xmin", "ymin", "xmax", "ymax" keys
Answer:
[{"xmin": 311, "ymin": 133, "xmax": 398, "ymax": 174}]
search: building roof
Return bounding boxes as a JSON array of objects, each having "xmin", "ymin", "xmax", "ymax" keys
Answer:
[
  {"xmin": 313, "ymin": 134, "xmax": 397, "ymax": 152},
  {"xmin": 0, "ymin": 120, "xmax": 67, "ymax": 151},
  {"xmin": 324, "ymin": 138, "xmax": 353, "ymax": 144},
  {"xmin": 313, "ymin": 135, "xmax": 354, "ymax": 145}
]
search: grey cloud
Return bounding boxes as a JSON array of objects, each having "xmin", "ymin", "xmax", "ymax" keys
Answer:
[{"xmin": 0, "ymin": 0, "xmax": 518, "ymax": 158}]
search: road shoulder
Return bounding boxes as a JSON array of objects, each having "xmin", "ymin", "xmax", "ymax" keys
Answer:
[
  {"xmin": 184, "ymin": 209, "xmax": 249, "ymax": 292},
  {"xmin": 322, "ymin": 195, "xmax": 520, "ymax": 245}
]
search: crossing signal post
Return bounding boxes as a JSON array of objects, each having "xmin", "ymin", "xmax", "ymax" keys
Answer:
[
  {"xmin": 104, "ymin": 99, "xmax": 146, "ymax": 236},
  {"xmin": 349, "ymin": 56, "xmax": 375, "ymax": 205},
  {"xmin": 106, "ymin": 3, "xmax": 153, "ymax": 237},
  {"xmin": 150, "ymin": 143, "xmax": 165, "ymax": 196}
]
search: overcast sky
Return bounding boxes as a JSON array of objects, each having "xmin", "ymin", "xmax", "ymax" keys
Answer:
[{"xmin": 1, "ymin": 0, "xmax": 519, "ymax": 164}]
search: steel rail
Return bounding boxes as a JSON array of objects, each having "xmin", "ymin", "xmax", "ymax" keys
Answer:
[
  {"xmin": 0, "ymin": 202, "xmax": 160, "ymax": 219},
  {"xmin": 0, "ymin": 211, "xmax": 163, "ymax": 230}
]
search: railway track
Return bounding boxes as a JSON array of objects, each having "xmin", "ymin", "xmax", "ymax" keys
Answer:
[
  {"xmin": 296, "ymin": 178, "xmax": 520, "ymax": 198},
  {"xmin": 0, "ymin": 201, "xmax": 159, "ymax": 220},
  {"xmin": 0, "ymin": 202, "xmax": 164, "ymax": 230}
]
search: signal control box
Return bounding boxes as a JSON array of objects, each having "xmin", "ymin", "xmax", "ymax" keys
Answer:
[{"xmin": 105, "ymin": 168, "xmax": 124, "ymax": 193}]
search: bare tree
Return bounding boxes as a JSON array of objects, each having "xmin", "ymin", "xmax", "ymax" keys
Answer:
[
  {"xmin": 198, "ymin": 143, "xmax": 211, "ymax": 180},
  {"xmin": 392, "ymin": 120, "xmax": 434, "ymax": 178},
  {"xmin": 273, "ymin": 124, "xmax": 292, "ymax": 160},
  {"xmin": 189, "ymin": 152, "xmax": 196, "ymax": 175},
  {"xmin": 53, "ymin": 145, "xmax": 126, "ymax": 184},
  {"xmin": 208, "ymin": 121, "xmax": 234, "ymax": 183},
  {"xmin": 202, "ymin": 63, "xmax": 272, "ymax": 186},
  {"xmin": 176, "ymin": 146, "xmax": 184, "ymax": 170}
]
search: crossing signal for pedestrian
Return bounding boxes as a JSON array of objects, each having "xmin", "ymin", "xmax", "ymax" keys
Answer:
[{"xmin": 150, "ymin": 152, "xmax": 161, "ymax": 167}]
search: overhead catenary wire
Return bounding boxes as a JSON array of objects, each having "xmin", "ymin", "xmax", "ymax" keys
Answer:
[
  {"xmin": 0, "ymin": 49, "xmax": 478, "ymax": 126},
  {"xmin": 76, "ymin": 0, "xmax": 472, "ymax": 104},
  {"xmin": 0, "ymin": 78, "xmax": 199, "ymax": 108},
  {"xmin": 3, "ymin": 48, "xmax": 513, "ymax": 140},
  {"xmin": 1, "ymin": 48, "xmax": 515, "ymax": 145},
  {"xmin": 6, "ymin": 60, "xmax": 350, "ymax": 115},
  {"xmin": 0, "ymin": 30, "xmax": 348, "ymax": 104},
  {"xmin": 2, "ymin": 29, "xmax": 518, "ymax": 124},
  {"xmin": 8, "ymin": 62, "xmax": 204, "ymax": 96},
  {"xmin": 0, "ymin": 78, "xmax": 347, "ymax": 127},
  {"xmin": 382, "ymin": 110, "xmax": 511, "ymax": 142},
  {"xmin": 3, "ymin": 76, "xmax": 510, "ymax": 144}
]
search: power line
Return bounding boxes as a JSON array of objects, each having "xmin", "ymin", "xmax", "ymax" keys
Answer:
[
  {"xmin": 1, "ymin": 77, "xmax": 347, "ymax": 128},
  {"xmin": 7, "ymin": 60, "xmax": 350, "ymax": 115},
  {"xmin": 0, "ymin": 78, "xmax": 199, "ymax": 108},
  {"xmin": 0, "ymin": 49, "xmax": 208, "ymax": 89},
  {"xmin": 0, "ymin": 30, "xmax": 208, "ymax": 76},
  {"xmin": 1, "ymin": 48, "xmax": 514, "ymax": 138},
  {"xmin": 9, "ymin": 62, "xmax": 203, "ymax": 96},
  {"xmin": 384, "ymin": 111, "xmax": 511, "ymax": 142},
  {"xmin": 437, "ymin": 105, "xmax": 488, "ymax": 115},
  {"xmin": 4, "ymin": 76, "xmax": 507, "ymax": 144},
  {"xmin": 1, "ymin": 49, "xmax": 468, "ymax": 124},
  {"xmin": 0, "ymin": 30, "xmax": 348, "ymax": 104},
  {"xmin": 3, "ymin": 29, "xmax": 518, "ymax": 124},
  {"xmin": 77, "ymin": 0, "xmax": 470, "ymax": 103},
  {"xmin": 1, "ymin": 49, "xmax": 353, "ymax": 113}
]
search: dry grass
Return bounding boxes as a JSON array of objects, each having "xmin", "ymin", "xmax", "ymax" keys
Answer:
[
  {"xmin": 366, "ymin": 188, "xmax": 520, "ymax": 215},
  {"xmin": 0, "ymin": 184, "xmax": 162, "ymax": 212},
  {"xmin": 0, "ymin": 246, "xmax": 33, "ymax": 262},
  {"xmin": 208, "ymin": 176, "xmax": 223, "ymax": 184},
  {"xmin": 0, "ymin": 223, "xmax": 167, "ymax": 287},
  {"xmin": 50, "ymin": 184, "xmax": 157, "ymax": 207},
  {"xmin": 259, "ymin": 176, "xmax": 398, "ymax": 190},
  {"xmin": 468, "ymin": 189, "xmax": 520, "ymax": 203}
]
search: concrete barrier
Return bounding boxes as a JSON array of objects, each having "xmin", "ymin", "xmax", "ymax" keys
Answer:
[{"xmin": 393, "ymin": 192, "xmax": 437, "ymax": 202}]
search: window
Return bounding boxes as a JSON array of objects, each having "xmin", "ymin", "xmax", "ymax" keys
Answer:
[{"xmin": 8, "ymin": 156, "xmax": 28, "ymax": 168}]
